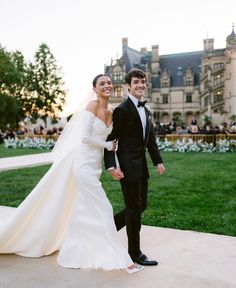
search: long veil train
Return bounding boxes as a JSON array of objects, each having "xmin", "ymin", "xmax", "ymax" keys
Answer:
[
  {"xmin": 0, "ymin": 93, "xmax": 94, "ymax": 257},
  {"xmin": 0, "ymin": 140, "xmax": 79, "ymax": 256}
]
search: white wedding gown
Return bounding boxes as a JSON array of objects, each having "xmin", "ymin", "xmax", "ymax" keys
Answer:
[{"xmin": 0, "ymin": 111, "xmax": 133, "ymax": 270}]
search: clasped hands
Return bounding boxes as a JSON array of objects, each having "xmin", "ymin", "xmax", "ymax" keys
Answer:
[
  {"xmin": 111, "ymin": 139, "xmax": 118, "ymax": 151},
  {"xmin": 157, "ymin": 163, "xmax": 165, "ymax": 175},
  {"xmin": 108, "ymin": 168, "xmax": 124, "ymax": 181}
]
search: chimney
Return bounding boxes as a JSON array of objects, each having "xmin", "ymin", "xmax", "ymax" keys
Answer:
[
  {"xmin": 141, "ymin": 47, "xmax": 147, "ymax": 53},
  {"xmin": 204, "ymin": 38, "xmax": 214, "ymax": 51},
  {"xmin": 122, "ymin": 38, "xmax": 128, "ymax": 53},
  {"xmin": 151, "ymin": 45, "xmax": 159, "ymax": 74},
  {"xmin": 152, "ymin": 45, "xmax": 159, "ymax": 62}
]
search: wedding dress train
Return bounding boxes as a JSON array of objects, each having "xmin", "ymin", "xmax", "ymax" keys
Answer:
[{"xmin": 0, "ymin": 111, "xmax": 133, "ymax": 270}]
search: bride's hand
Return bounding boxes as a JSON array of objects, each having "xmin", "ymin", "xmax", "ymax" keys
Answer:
[
  {"xmin": 111, "ymin": 140, "xmax": 118, "ymax": 151},
  {"xmin": 105, "ymin": 140, "xmax": 117, "ymax": 151},
  {"xmin": 108, "ymin": 168, "xmax": 124, "ymax": 180}
]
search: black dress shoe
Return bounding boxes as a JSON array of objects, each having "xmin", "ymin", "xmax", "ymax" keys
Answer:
[{"xmin": 133, "ymin": 253, "xmax": 158, "ymax": 266}]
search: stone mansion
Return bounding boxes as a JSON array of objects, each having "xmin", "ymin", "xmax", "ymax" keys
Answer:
[{"xmin": 104, "ymin": 27, "xmax": 236, "ymax": 126}]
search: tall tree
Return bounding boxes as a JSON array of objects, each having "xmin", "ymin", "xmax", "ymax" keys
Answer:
[
  {"xmin": 0, "ymin": 46, "xmax": 24, "ymax": 128},
  {"xmin": 0, "ymin": 45, "xmax": 15, "ymax": 88},
  {"xmin": 0, "ymin": 93, "xmax": 19, "ymax": 129},
  {"xmin": 26, "ymin": 43, "xmax": 66, "ymax": 120},
  {"xmin": 9, "ymin": 50, "xmax": 27, "ymax": 122}
]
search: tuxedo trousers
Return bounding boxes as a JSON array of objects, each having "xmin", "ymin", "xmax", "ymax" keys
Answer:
[{"xmin": 114, "ymin": 178, "xmax": 148, "ymax": 259}]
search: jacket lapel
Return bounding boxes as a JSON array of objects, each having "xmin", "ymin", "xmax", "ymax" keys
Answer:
[
  {"xmin": 144, "ymin": 107, "xmax": 151, "ymax": 144},
  {"xmin": 127, "ymin": 98, "xmax": 144, "ymax": 140}
]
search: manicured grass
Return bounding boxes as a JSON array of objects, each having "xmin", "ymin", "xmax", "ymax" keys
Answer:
[
  {"xmin": 0, "ymin": 144, "xmax": 50, "ymax": 158},
  {"xmin": 0, "ymin": 165, "xmax": 51, "ymax": 207},
  {"xmin": 0, "ymin": 151, "xmax": 235, "ymax": 236}
]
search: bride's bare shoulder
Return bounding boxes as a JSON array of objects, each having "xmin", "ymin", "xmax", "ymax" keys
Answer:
[{"xmin": 85, "ymin": 100, "xmax": 99, "ymax": 114}]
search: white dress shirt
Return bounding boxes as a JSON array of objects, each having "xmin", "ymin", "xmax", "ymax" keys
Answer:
[{"xmin": 128, "ymin": 94, "xmax": 147, "ymax": 139}]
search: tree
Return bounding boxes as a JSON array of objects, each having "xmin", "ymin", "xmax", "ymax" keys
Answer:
[
  {"xmin": 230, "ymin": 114, "xmax": 236, "ymax": 124},
  {"xmin": 25, "ymin": 43, "xmax": 66, "ymax": 120},
  {"xmin": 0, "ymin": 93, "xmax": 19, "ymax": 129},
  {"xmin": 203, "ymin": 115, "xmax": 212, "ymax": 126},
  {"xmin": 9, "ymin": 50, "xmax": 28, "ymax": 122},
  {"xmin": 0, "ymin": 46, "xmax": 25, "ymax": 128},
  {"xmin": 172, "ymin": 114, "xmax": 182, "ymax": 126},
  {"xmin": 0, "ymin": 43, "xmax": 67, "ymax": 129},
  {"xmin": 0, "ymin": 45, "xmax": 16, "ymax": 89}
]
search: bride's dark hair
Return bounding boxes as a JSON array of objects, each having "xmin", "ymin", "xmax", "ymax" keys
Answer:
[{"xmin": 92, "ymin": 74, "xmax": 109, "ymax": 87}]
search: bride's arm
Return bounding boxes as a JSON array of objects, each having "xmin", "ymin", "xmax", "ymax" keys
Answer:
[{"xmin": 81, "ymin": 110, "xmax": 114, "ymax": 151}]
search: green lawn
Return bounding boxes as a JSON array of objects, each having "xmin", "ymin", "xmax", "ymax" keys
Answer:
[
  {"xmin": 0, "ymin": 149, "xmax": 235, "ymax": 236},
  {"xmin": 0, "ymin": 144, "xmax": 50, "ymax": 158}
]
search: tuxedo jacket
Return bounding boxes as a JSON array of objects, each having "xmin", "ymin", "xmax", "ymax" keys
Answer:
[{"xmin": 104, "ymin": 97, "xmax": 163, "ymax": 182}]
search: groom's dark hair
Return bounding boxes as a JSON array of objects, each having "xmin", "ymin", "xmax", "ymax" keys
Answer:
[{"xmin": 125, "ymin": 69, "xmax": 146, "ymax": 85}]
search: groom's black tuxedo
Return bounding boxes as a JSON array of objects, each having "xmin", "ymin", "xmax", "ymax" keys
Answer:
[{"xmin": 104, "ymin": 97, "xmax": 163, "ymax": 260}]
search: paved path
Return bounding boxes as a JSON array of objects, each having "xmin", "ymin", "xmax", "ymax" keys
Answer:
[
  {"xmin": 0, "ymin": 153, "xmax": 235, "ymax": 287},
  {"xmin": 0, "ymin": 152, "xmax": 53, "ymax": 171}
]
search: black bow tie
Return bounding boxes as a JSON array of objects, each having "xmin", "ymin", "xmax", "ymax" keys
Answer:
[{"xmin": 137, "ymin": 100, "xmax": 147, "ymax": 107}]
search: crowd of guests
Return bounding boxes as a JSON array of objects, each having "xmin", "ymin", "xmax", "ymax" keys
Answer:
[
  {"xmin": 1, "ymin": 119, "xmax": 236, "ymax": 145},
  {"xmin": 154, "ymin": 119, "xmax": 236, "ymax": 136},
  {"xmin": 0, "ymin": 125, "xmax": 64, "ymax": 144}
]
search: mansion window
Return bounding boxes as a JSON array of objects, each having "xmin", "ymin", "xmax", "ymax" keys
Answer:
[
  {"xmin": 185, "ymin": 76, "xmax": 193, "ymax": 86},
  {"xmin": 204, "ymin": 80, "xmax": 211, "ymax": 90},
  {"xmin": 214, "ymin": 73, "xmax": 224, "ymax": 86},
  {"xmin": 113, "ymin": 72, "xmax": 123, "ymax": 81},
  {"xmin": 204, "ymin": 96, "xmax": 209, "ymax": 107},
  {"xmin": 186, "ymin": 93, "xmax": 192, "ymax": 103},
  {"xmin": 213, "ymin": 63, "xmax": 223, "ymax": 70},
  {"xmin": 161, "ymin": 79, "xmax": 169, "ymax": 88},
  {"xmin": 114, "ymin": 86, "xmax": 123, "ymax": 97},
  {"xmin": 214, "ymin": 90, "xmax": 223, "ymax": 103},
  {"xmin": 204, "ymin": 65, "xmax": 210, "ymax": 73},
  {"xmin": 162, "ymin": 94, "xmax": 168, "ymax": 104}
]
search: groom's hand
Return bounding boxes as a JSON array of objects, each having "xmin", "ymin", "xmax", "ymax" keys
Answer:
[
  {"xmin": 156, "ymin": 163, "xmax": 165, "ymax": 175},
  {"xmin": 108, "ymin": 168, "xmax": 124, "ymax": 180}
]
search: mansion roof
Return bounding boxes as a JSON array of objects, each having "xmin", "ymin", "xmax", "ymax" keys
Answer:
[{"xmin": 123, "ymin": 47, "xmax": 203, "ymax": 88}]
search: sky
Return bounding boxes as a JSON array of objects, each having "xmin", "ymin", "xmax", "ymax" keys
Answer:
[{"xmin": 1, "ymin": 0, "xmax": 236, "ymax": 115}]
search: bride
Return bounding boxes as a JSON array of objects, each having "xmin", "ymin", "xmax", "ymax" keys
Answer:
[{"xmin": 0, "ymin": 74, "xmax": 143, "ymax": 273}]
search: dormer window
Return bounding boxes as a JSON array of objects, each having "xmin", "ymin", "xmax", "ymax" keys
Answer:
[
  {"xmin": 113, "ymin": 72, "xmax": 123, "ymax": 81},
  {"xmin": 160, "ymin": 69, "xmax": 170, "ymax": 88},
  {"xmin": 161, "ymin": 79, "xmax": 169, "ymax": 88},
  {"xmin": 184, "ymin": 67, "xmax": 194, "ymax": 86},
  {"xmin": 185, "ymin": 76, "xmax": 193, "ymax": 86},
  {"xmin": 177, "ymin": 66, "xmax": 183, "ymax": 76}
]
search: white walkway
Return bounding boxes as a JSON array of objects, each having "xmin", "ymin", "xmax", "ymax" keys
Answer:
[
  {"xmin": 0, "ymin": 152, "xmax": 53, "ymax": 171},
  {"xmin": 0, "ymin": 153, "xmax": 235, "ymax": 288}
]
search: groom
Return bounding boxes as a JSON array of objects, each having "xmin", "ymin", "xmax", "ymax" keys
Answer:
[{"xmin": 104, "ymin": 68, "xmax": 165, "ymax": 266}]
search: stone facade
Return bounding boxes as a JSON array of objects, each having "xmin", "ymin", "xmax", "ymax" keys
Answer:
[{"xmin": 105, "ymin": 27, "xmax": 236, "ymax": 126}]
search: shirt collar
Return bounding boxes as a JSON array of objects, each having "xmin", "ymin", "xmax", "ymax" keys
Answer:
[{"xmin": 128, "ymin": 94, "xmax": 143, "ymax": 107}]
